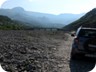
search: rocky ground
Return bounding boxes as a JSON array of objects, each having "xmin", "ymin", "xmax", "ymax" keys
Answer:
[{"xmin": 0, "ymin": 30, "xmax": 95, "ymax": 72}]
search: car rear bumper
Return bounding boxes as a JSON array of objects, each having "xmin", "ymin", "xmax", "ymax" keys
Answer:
[
  {"xmin": 72, "ymin": 48, "xmax": 86, "ymax": 54},
  {"xmin": 72, "ymin": 47, "xmax": 96, "ymax": 58}
]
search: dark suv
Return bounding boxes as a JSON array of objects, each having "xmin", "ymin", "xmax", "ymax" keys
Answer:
[{"xmin": 71, "ymin": 27, "xmax": 96, "ymax": 59}]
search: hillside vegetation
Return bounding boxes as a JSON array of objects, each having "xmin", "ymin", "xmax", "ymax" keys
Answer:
[
  {"xmin": 0, "ymin": 15, "xmax": 30, "ymax": 30},
  {"xmin": 63, "ymin": 8, "xmax": 96, "ymax": 31}
]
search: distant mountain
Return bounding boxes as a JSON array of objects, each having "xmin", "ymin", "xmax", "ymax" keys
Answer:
[
  {"xmin": 0, "ymin": 7, "xmax": 85, "ymax": 28},
  {"xmin": 0, "ymin": 15, "xmax": 30, "ymax": 30},
  {"xmin": 63, "ymin": 8, "xmax": 96, "ymax": 31}
]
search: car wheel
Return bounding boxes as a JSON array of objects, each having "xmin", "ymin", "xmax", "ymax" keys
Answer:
[
  {"xmin": 71, "ymin": 51, "xmax": 78, "ymax": 60},
  {"xmin": 70, "ymin": 48, "xmax": 84, "ymax": 60}
]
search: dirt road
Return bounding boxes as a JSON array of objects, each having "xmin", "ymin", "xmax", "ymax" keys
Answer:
[{"xmin": 0, "ymin": 30, "xmax": 95, "ymax": 72}]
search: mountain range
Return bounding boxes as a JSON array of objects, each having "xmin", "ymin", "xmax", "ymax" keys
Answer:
[
  {"xmin": 0, "ymin": 7, "xmax": 85, "ymax": 28},
  {"xmin": 0, "ymin": 15, "xmax": 30, "ymax": 30},
  {"xmin": 63, "ymin": 8, "xmax": 96, "ymax": 31}
]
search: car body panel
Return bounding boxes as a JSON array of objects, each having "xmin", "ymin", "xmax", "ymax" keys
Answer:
[{"xmin": 71, "ymin": 27, "xmax": 96, "ymax": 59}]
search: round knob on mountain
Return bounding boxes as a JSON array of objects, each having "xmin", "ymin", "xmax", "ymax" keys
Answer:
[{"xmin": 12, "ymin": 7, "xmax": 25, "ymax": 12}]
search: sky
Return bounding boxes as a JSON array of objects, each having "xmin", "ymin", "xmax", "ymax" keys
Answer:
[{"xmin": 0, "ymin": 0, "xmax": 96, "ymax": 14}]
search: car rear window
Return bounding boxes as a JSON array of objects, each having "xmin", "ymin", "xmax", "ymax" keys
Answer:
[{"xmin": 78, "ymin": 29, "xmax": 96, "ymax": 37}]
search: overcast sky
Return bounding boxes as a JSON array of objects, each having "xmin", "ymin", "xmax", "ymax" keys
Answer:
[{"xmin": 0, "ymin": 0, "xmax": 96, "ymax": 14}]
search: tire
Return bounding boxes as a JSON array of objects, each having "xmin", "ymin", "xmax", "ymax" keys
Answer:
[
  {"xmin": 70, "ymin": 48, "xmax": 77, "ymax": 60},
  {"xmin": 70, "ymin": 48, "xmax": 84, "ymax": 60},
  {"xmin": 71, "ymin": 53, "xmax": 85, "ymax": 60},
  {"xmin": 71, "ymin": 51, "xmax": 78, "ymax": 60}
]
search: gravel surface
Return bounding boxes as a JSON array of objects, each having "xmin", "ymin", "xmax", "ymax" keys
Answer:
[{"xmin": 0, "ymin": 30, "xmax": 95, "ymax": 72}]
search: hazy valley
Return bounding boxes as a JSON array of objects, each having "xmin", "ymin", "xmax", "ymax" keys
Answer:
[{"xmin": 0, "ymin": 7, "xmax": 85, "ymax": 29}]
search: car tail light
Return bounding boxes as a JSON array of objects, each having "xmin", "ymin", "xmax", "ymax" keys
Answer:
[{"xmin": 74, "ymin": 38, "xmax": 79, "ymax": 44}]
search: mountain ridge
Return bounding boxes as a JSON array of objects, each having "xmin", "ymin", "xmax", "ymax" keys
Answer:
[
  {"xmin": 0, "ymin": 15, "xmax": 30, "ymax": 30},
  {"xmin": 0, "ymin": 7, "xmax": 85, "ymax": 28},
  {"xmin": 63, "ymin": 8, "xmax": 96, "ymax": 31}
]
